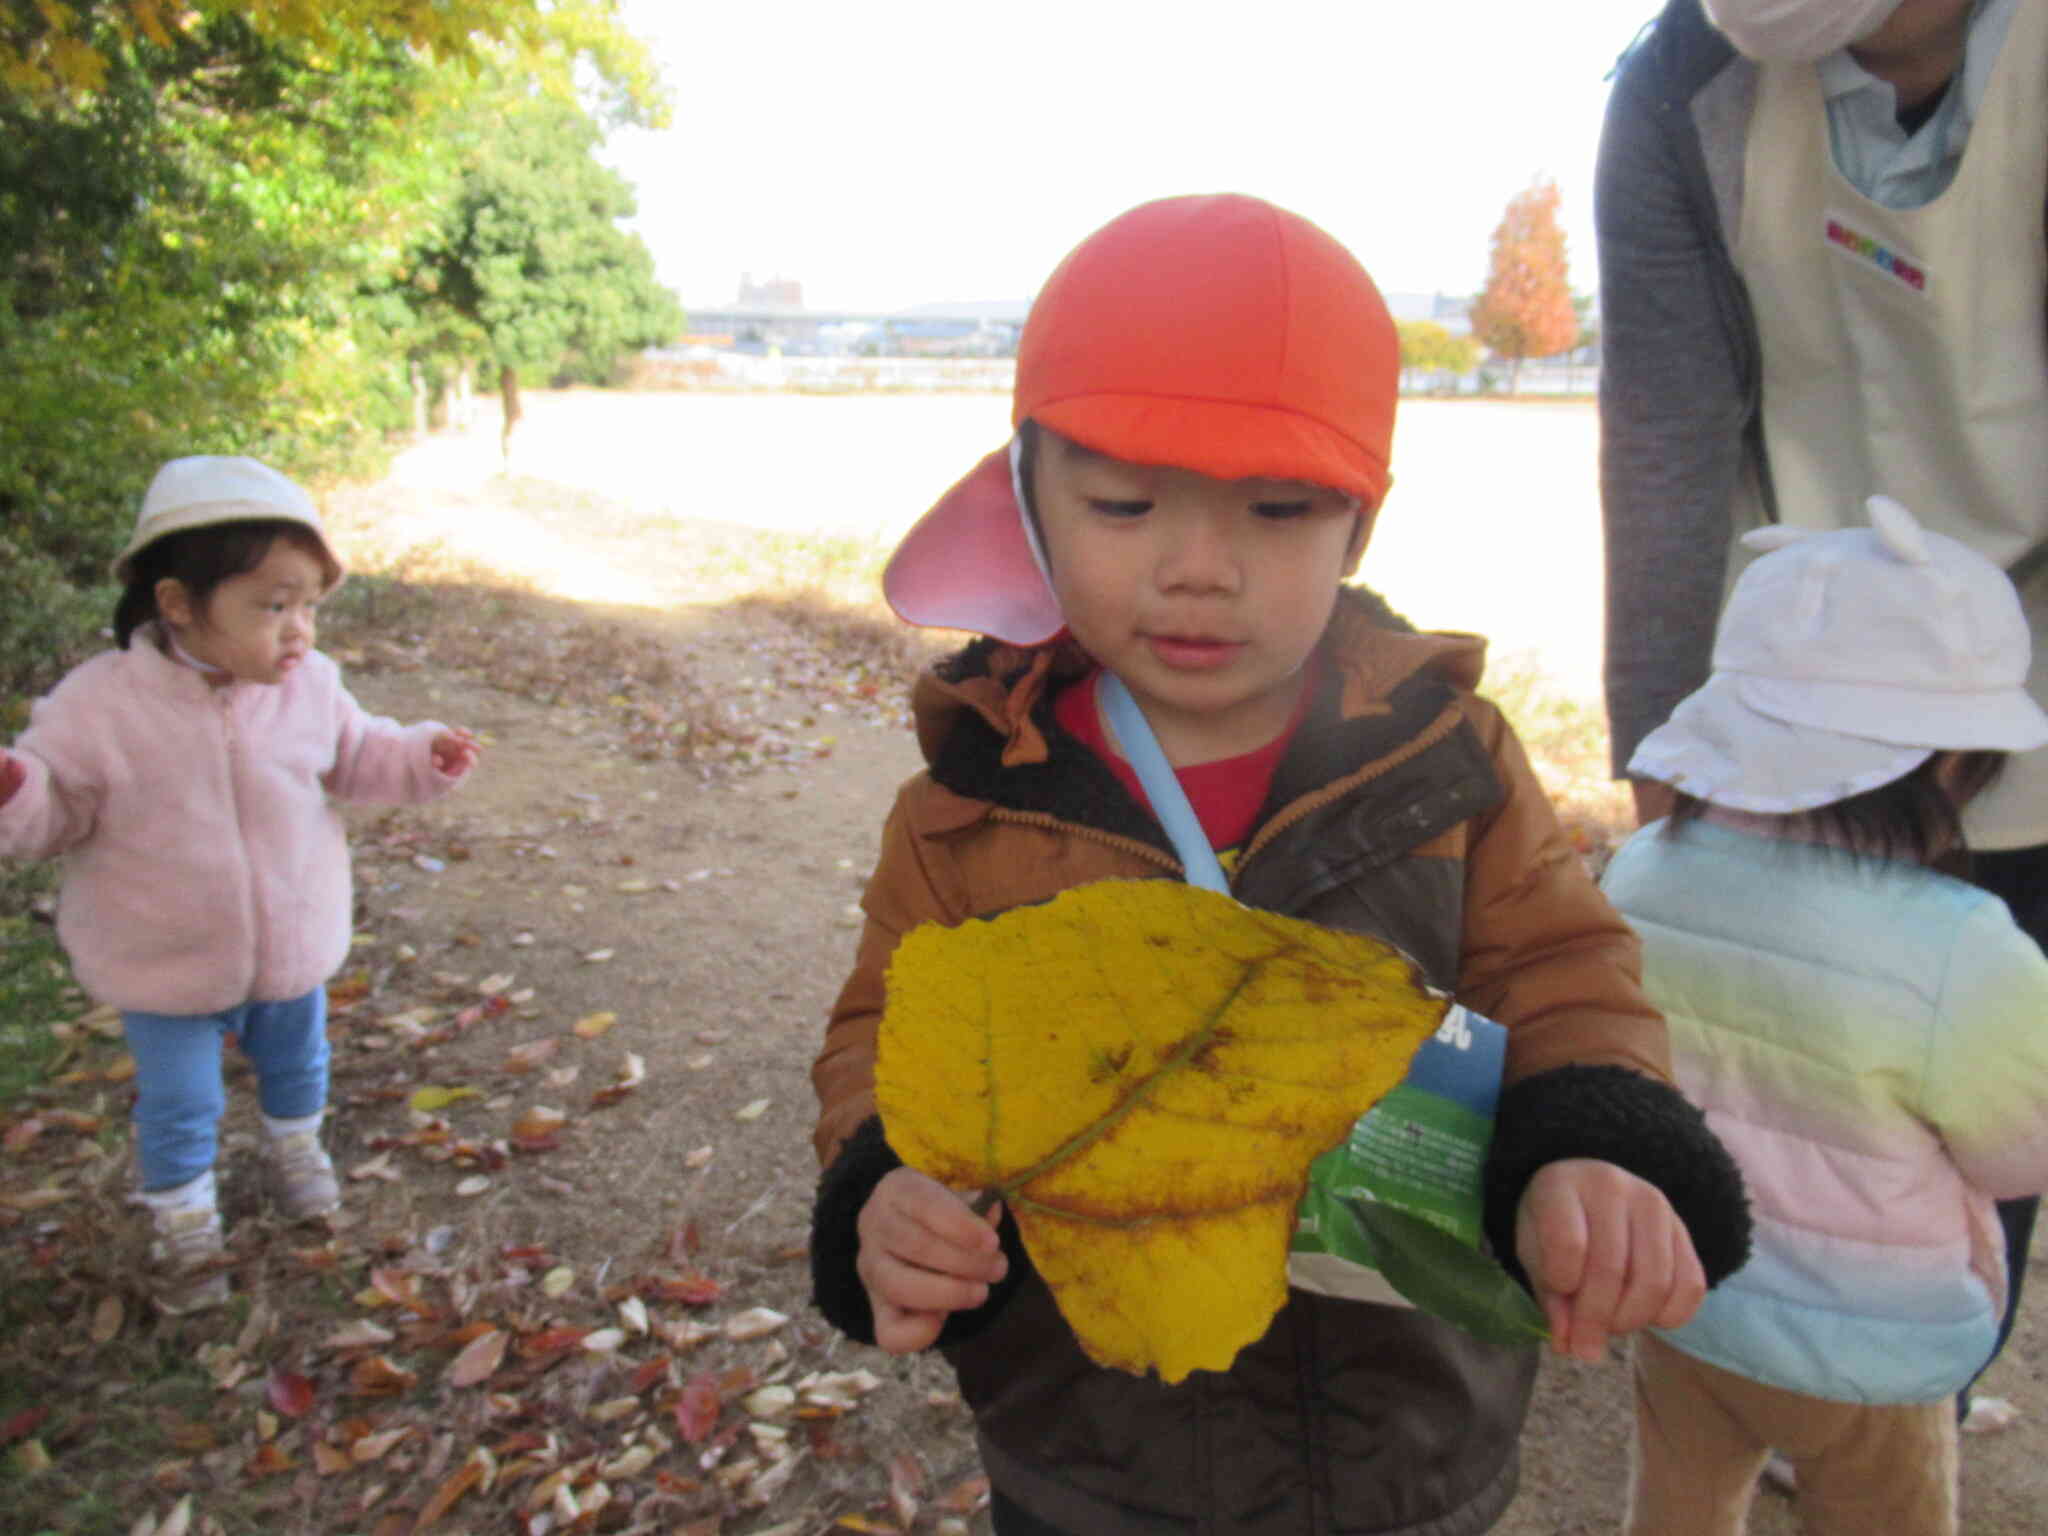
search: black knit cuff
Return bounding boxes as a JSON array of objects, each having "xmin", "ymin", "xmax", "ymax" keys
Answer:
[
  {"xmin": 1481, "ymin": 1065, "xmax": 1752, "ymax": 1290},
  {"xmin": 809, "ymin": 1115, "xmax": 1035, "ymax": 1349},
  {"xmin": 811, "ymin": 1116, "xmax": 902, "ymax": 1344}
]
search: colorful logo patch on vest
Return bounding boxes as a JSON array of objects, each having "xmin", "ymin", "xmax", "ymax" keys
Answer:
[{"xmin": 1824, "ymin": 214, "xmax": 1927, "ymax": 294}]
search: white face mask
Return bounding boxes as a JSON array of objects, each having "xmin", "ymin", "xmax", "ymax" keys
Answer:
[{"xmin": 1702, "ymin": 0, "xmax": 1903, "ymax": 61}]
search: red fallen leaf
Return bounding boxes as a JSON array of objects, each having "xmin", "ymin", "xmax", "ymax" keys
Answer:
[
  {"xmin": 288, "ymin": 1243, "xmax": 344, "ymax": 1271},
  {"xmin": 483, "ymin": 993, "xmax": 511, "ymax": 1018},
  {"xmin": 3, "ymin": 1117, "xmax": 46, "ymax": 1154},
  {"xmin": 628, "ymin": 1354, "xmax": 673, "ymax": 1395},
  {"xmin": 243, "ymin": 1441, "xmax": 295, "ymax": 1481},
  {"xmin": 639, "ymin": 1271, "xmax": 722, "ymax": 1307},
  {"xmin": 667, "ymin": 1223, "xmax": 701, "ymax": 1263},
  {"xmin": 0, "ymin": 1405, "xmax": 49, "ymax": 1445},
  {"xmin": 516, "ymin": 1327, "xmax": 588, "ymax": 1358},
  {"xmin": 673, "ymin": 1372, "xmax": 721, "ymax": 1443},
  {"xmin": 498, "ymin": 1244, "xmax": 551, "ymax": 1266},
  {"xmin": 42, "ymin": 1109, "xmax": 102, "ymax": 1135},
  {"xmin": 265, "ymin": 1369, "xmax": 316, "ymax": 1419},
  {"xmin": 489, "ymin": 1430, "xmax": 551, "ymax": 1456}
]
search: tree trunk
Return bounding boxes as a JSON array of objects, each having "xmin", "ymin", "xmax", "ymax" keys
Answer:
[
  {"xmin": 410, "ymin": 360, "xmax": 429, "ymax": 437},
  {"xmin": 499, "ymin": 364, "xmax": 522, "ymax": 465}
]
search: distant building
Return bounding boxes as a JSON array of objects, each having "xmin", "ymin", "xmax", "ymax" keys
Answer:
[{"xmin": 736, "ymin": 272, "xmax": 804, "ymax": 308}]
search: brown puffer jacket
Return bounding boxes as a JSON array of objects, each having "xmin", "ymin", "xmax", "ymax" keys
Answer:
[{"xmin": 811, "ymin": 589, "xmax": 1750, "ymax": 1536}]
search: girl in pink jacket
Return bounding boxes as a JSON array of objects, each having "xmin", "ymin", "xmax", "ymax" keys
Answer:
[{"xmin": 0, "ymin": 456, "xmax": 479, "ymax": 1312}]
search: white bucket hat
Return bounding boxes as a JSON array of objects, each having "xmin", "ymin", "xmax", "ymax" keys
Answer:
[
  {"xmin": 112, "ymin": 455, "xmax": 343, "ymax": 588},
  {"xmin": 1629, "ymin": 495, "xmax": 2048, "ymax": 813},
  {"xmin": 1701, "ymin": 0, "xmax": 1902, "ymax": 62}
]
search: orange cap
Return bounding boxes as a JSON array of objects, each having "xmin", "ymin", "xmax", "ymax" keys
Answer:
[
  {"xmin": 884, "ymin": 194, "xmax": 1397, "ymax": 644},
  {"xmin": 1016, "ymin": 194, "xmax": 1397, "ymax": 508}
]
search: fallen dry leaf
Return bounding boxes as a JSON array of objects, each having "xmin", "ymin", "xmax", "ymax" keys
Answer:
[
  {"xmin": 733, "ymin": 1099, "xmax": 770, "ymax": 1122},
  {"xmin": 674, "ymin": 1373, "xmax": 721, "ymax": 1443},
  {"xmin": 890, "ymin": 1449, "xmax": 928, "ymax": 1529},
  {"xmin": 447, "ymin": 1328, "xmax": 509, "ymax": 1388},
  {"xmin": 348, "ymin": 1151, "xmax": 400, "ymax": 1183},
  {"xmin": 504, "ymin": 1039, "xmax": 560, "ymax": 1074},
  {"xmin": 348, "ymin": 1355, "xmax": 418, "ymax": 1396},
  {"xmin": 572, "ymin": 1010, "xmax": 618, "ymax": 1038},
  {"xmin": 413, "ymin": 1448, "xmax": 492, "ymax": 1529},
  {"xmin": 722, "ymin": 1307, "xmax": 788, "ymax": 1342},
  {"xmin": 89, "ymin": 1294, "xmax": 123, "ymax": 1345},
  {"xmin": 409, "ymin": 1085, "xmax": 480, "ymax": 1114},
  {"xmin": 265, "ymin": 1369, "xmax": 315, "ymax": 1419}
]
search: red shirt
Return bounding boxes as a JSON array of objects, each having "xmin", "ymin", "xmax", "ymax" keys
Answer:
[{"xmin": 1052, "ymin": 669, "xmax": 1308, "ymax": 860}]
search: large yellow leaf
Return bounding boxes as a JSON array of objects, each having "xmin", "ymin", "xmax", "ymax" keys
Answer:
[{"xmin": 876, "ymin": 879, "xmax": 1443, "ymax": 1383}]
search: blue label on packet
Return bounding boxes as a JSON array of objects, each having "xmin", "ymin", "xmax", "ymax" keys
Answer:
[{"xmin": 1397, "ymin": 1005, "xmax": 1506, "ymax": 1114}]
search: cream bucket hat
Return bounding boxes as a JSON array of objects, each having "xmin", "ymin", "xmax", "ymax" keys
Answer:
[
  {"xmin": 113, "ymin": 455, "xmax": 343, "ymax": 588},
  {"xmin": 1629, "ymin": 495, "xmax": 2048, "ymax": 812}
]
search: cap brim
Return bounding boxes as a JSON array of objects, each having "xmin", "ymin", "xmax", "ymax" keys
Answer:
[
  {"xmin": 883, "ymin": 446, "xmax": 1065, "ymax": 645},
  {"xmin": 1735, "ymin": 674, "xmax": 2048, "ymax": 754},
  {"xmin": 1629, "ymin": 674, "xmax": 1935, "ymax": 813},
  {"xmin": 1032, "ymin": 394, "xmax": 1387, "ymax": 508}
]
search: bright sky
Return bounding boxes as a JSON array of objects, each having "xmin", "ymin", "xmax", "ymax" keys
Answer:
[{"xmin": 602, "ymin": 1, "xmax": 1664, "ymax": 314}]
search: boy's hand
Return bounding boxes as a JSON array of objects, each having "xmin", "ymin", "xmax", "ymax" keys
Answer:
[
  {"xmin": 431, "ymin": 728, "xmax": 481, "ymax": 777},
  {"xmin": 857, "ymin": 1167, "xmax": 1008, "ymax": 1354},
  {"xmin": 1515, "ymin": 1158, "xmax": 1705, "ymax": 1363},
  {"xmin": 0, "ymin": 751, "xmax": 22, "ymax": 808}
]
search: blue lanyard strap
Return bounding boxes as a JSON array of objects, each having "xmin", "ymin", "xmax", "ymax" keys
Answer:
[{"xmin": 1097, "ymin": 672, "xmax": 1231, "ymax": 894}]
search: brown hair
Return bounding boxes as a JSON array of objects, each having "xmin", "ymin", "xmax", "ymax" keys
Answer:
[{"xmin": 1667, "ymin": 750, "xmax": 2006, "ymax": 867}]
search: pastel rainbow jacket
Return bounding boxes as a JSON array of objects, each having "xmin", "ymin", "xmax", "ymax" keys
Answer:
[
  {"xmin": 1603, "ymin": 818, "xmax": 2048, "ymax": 1403},
  {"xmin": 0, "ymin": 628, "xmax": 465, "ymax": 1015}
]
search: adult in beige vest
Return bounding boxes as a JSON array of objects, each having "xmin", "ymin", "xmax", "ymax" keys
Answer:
[{"xmin": 1595, "ymin": 0, "xmax": 2046, "ymax": 1429}]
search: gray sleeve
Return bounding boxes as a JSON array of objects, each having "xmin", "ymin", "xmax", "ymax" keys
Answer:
[{"xmin": 1595, "ymin": 58, "xmax": 1756, "ymax": 777}]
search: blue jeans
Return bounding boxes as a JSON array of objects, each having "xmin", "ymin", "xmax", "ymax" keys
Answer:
[{"xmin": 123, "ymin": 990, "xmax": 329, "ymax": 1191}]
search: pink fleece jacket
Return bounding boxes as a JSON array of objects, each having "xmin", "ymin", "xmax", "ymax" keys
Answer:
[{"xmin": 0, "ymin": 629, "xmax": 467, "ymax": 1014}]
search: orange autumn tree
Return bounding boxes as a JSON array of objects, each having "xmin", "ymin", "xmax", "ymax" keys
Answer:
[{"xmin": 1470, "ymin": 177, "xmax": 1578, "ymax": 396}]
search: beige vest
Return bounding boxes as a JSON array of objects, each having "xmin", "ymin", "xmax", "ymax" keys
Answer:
[{"xmin": 1735, "ymin": 2, "xmax": 2048, "ymax": 848}]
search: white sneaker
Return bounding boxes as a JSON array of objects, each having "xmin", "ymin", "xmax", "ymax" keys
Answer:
[
  {"xmin": 1962, "ymin": 1395, "xmax": 2021, "ymax": 1434},
  {"xmin": 140, "ymin": 1172, "xmax": 229, "ymax": 1314},
  {"xmin": 265, "ymin": 1124, "xmax": 340, "ymax": 1221}
]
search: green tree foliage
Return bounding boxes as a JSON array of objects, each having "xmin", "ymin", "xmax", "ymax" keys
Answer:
[
  {"xmin": 0, "ymin": 1, "xmax": 668, "ymax": 712},
  {"xmin": 1469, "ymin": 178, "xmax": 1577, "ymax": 396},
  {"xmin": 1396, "ymin": 321, "xmax": 1480, "ymax": 391},
  {"xmin": 392, "ymin": 96, "xmax": 683, "ymax": 457}
]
